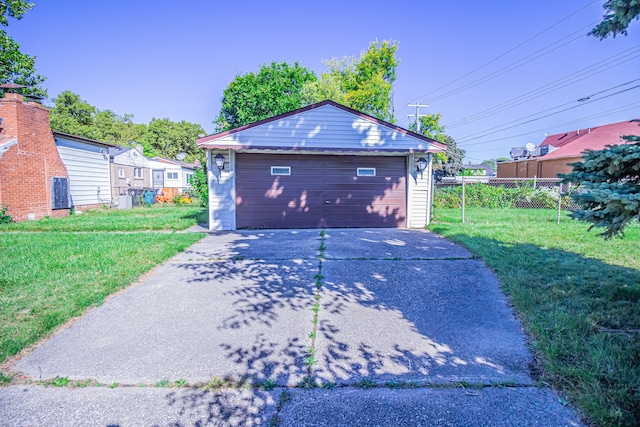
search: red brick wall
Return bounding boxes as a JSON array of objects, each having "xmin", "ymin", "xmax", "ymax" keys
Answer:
[
  {"xmin": 0, "ymin": 93, "xmax": 70, "ymax": 221},
  {"xmin": 498, "ymin": 157, "xmax": 579, "ymax": 179}
]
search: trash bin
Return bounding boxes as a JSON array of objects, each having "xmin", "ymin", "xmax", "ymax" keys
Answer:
[{"xmin": 143, "ymin": 189, "xmax": 156, "ymax": 204}]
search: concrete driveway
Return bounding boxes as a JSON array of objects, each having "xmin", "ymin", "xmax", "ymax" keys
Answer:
[{"xmin": 1, "ymin": 229, "xmax": 583, "ymax": 426}]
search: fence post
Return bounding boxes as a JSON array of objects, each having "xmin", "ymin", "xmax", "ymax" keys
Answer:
[
  {"xmin": 533, "ymin": 175, "xmax": 537, "ymax": 189},
  {"xmin": 461, "ymin": 176, "xmax": 466, "ymax": 223},
  {"xmin": 557, "ymin": 190, "xmax": 562, "ymax": 224}
]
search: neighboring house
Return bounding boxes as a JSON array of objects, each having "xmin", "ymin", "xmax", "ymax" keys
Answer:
[
  {"xmin": 148, "ymin": 157, "xmax": 196, "ymax": 190},
  {"xmin": 109, "ymin": 145, "xmax": 152, "ymax": 197},
  {"xmin": 0, "ymin": 92, "xmax": 70, "ymax": 221},
  {"xmin": 461, "ymin": 163, "xmax": 494, "ymax": 176},
  {"xmin": 197, "ymin": 100, "xmax": 445, "ymax": 231},
  {"xmin": 54, "ymin": 132, "xmax": 113, "ymax": 209},
  {"xmin": 498, "ymin": 119, "xmax": 640, "ymax": 178}
]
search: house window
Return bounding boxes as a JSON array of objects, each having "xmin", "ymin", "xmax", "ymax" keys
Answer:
[
  {"xmin": 186, "ymin": 173, "xmax": 193, "ymax": 184},
  {"xmin": 357, "ymin": 168, "xmax": 376, "ymax": 177},
  {"xmin": 271, "ymin": 166, "xmax": 291, "ymax": 176},
  {"xmin": 134, "ymin": 167, "xmax": 143, "ymax": 179},
  {"xmin": 167, "ymin": 172, "xmax": 179, "ymax": 180},
  {"xmin": 118, "ymin": 168, "xmax": 125, "ymax": 178}
]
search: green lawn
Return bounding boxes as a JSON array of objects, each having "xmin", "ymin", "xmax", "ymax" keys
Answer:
[
  {"xmin": 430, "ymin": 208, "xmax": 640, "ymax": 427},
  {"xmin": 0, "ymin": 204, "xmax": 208, "ymax": 232},
  {"xmin": 0, "ymin": 206, "xmax": 205, "ymax": 368}
]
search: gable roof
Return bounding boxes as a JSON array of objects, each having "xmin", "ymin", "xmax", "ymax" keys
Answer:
[
  {"xmin": 198, "ymin": 100, "xmax": 446, "ymax": 153},
  {"xmin": 539, "ymin": 119, "xmax": 640, "ymax": 160},
  {"xmin": 108, "ymin": 146, "xmax": 143, "ymax": 157},
  {"xmin": 150, "ymin": 157, "xmax": 196, "ymax": 170},
  {"xmin": 53, "ymin": 131, "xmax": 115, "ymax": 148}
]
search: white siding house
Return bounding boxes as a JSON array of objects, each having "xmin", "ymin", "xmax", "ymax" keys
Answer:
[
  {"xmin": 109, "ymin": 146, "xmax": 152, "ymax": 197},
  {"xmin": 198, "ymin": 100, "xmax": 445, "ymax": 230},
  {"xmin": 148, "ymin": 157, "xmax": 196, "ymax": 190},
  {"xmin": 54, "ymin": 132, "xmax": 112, "ymax": 208}
]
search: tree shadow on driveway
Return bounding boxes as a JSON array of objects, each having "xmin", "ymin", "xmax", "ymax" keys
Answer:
[
  {"xmin": 315, "ymin": 258, "xmax": 533, "ymax": 385},
  {"xmin": 169, "ymin": 257, "xmax": 317, "ymax": 386}
]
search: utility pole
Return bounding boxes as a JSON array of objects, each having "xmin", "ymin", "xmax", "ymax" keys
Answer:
[{"xmin": 407, "ymin": 103, "xmax": 429, "ymax": 133}]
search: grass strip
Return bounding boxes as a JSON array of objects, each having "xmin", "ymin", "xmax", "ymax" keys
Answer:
[
  {"xmin": 0, "ymin": 205, "xmax": 207, "ymax": 232},
  {"xmin": 303, "ymin": 230, "xmax": 326, "ymax": 381},
  {"xmin": 0, "ymin": 231, "xmax": 204, "ymax": 363},
  {"xmin": 430, "ymin": 207, "xmax": 640, "ymax": 427}
]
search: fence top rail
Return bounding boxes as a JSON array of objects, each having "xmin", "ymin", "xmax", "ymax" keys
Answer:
[{"xmin": 484, "ymin": 177, "xmax": 562, "ymax": 183}]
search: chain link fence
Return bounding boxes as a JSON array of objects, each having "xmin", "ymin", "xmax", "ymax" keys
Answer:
[{"xmin": 434, "ymin": 177, "xmax": 582, "ymax": 223}]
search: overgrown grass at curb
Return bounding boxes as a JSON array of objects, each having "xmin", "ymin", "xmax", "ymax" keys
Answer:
[
  {"xmin": 0, "ymin": 231, "xmax": 203, "ymax": 364},
  {"xmin": 430, "ymin": 208, "xmax": 640, "ymax": 427},
  {"xmin": 0, "ymin": 205, "xmax": 207, "ymax": 232}
]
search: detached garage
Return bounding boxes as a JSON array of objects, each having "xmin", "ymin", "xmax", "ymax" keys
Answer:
[{"xmin": 197, "ymin": 100, "xmax": 445, "ymax": 230}]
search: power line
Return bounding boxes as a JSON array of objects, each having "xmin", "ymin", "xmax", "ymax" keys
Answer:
[
  {"xmin": 444, "ymin": 46, "xmax": 640, "ymax": 129},
  {"xmin": 427, "ymin": 22, "xmax": 597, "ymax": 104},
  {"xmin": 458, "ymin": 84, "xmax": 640, "ymax": 144},
  {"xmin": 406, "ymin": 0, "xmax": 598, "ymax": 104},
  {"xmin": 461, "ymin": 101, "xmax": 640, "ymax": 151},
  {"xmin": 458, "ymin": 79, "xmax": 640, "ymax": 140}
]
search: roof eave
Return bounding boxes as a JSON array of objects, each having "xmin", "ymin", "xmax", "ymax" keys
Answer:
[
  {"xmin": 198, "ymin": 144, "xmax": 445, "ymax": 154},
  {"xmin": 53, "ymin": 131, "xmax": 115, "ymax": 147}
]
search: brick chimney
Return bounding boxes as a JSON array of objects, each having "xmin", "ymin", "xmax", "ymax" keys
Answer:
[{"xmin": 0, "ymin": 92, "xmax": 70, "ymax": 221}]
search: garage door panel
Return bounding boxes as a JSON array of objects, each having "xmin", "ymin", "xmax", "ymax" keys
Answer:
[
  {"xmin": 237, "ymin": 185, "xmax": 326, "ymax": 195},
  {"xmin": 236, "ymin": 153, "xmax": 406, "ymax": 228}
]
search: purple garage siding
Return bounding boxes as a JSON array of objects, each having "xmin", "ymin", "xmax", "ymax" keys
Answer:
[{"xmin": 236, "ymin": 154, "xmax": 406, "ymax": 229}]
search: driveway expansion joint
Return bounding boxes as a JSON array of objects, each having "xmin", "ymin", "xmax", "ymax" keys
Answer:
[{"xmin": 303, "ymin": 230, "xmax": 326, "ymax": 383}]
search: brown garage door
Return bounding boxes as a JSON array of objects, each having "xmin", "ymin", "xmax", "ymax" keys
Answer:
[{"xmin": 236, "ymin": 153, "xmax": 406, "ymax": 229}]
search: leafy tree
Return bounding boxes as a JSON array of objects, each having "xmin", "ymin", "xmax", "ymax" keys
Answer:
[
  {"xmin": 407, "ymin": 112, "xmax": 464, "ymax": 177},
  {"xmin": 50, "ymin": 90, "xmax": 96, "ymax": 135},
  {"xmin": 480, "ymin": 158, "xmax": 508, "ymax": 173},
  {"xmin": 409, "ymin": 113, "xmax": 446, "ymax": 143},
  {"xmin": 302, "ymin": 40, "xmax": 399, "ymax": 122},
  {"xmin": 144, "ymin": 118, "xmax": 205, "ymax": 163},
  {"xmin": 215, "ymin": 61, "xmax": 316, "ymax": 131},
  {"xmin": 0, "ymin": 1, "xmax": 45, "ymax": 97},
  {"xmin": 440, "ymin": 135, "xmax": 465, "ymax": 177},
  {"xmin": 562, "ymin": 138, "xmax": 640, "ymax": 238},
  {"xmin": 50, "ymin": 90, "xmax": 205, "ymax": 163},
  {"xmin": 589, "ymin": 0, "xmax": 640, "ymax": 39},
  {"xmin": 300, "ymin": 64, "xmax": 347, "ymax": 106},
  {"xmin": 344, "ymin": 40, "xmax": 398, "ymax": 121},
  {"xmin": 50, "ymin": 91, "xmax": 142, "ymax": 145},
  {"xmin": 0, "ymin": 0, "xmax": 33, "ymax": 26}
]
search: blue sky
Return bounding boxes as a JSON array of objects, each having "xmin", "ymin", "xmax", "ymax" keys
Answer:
[{"xmin": 7, "ymin": 0, "xmax": 640, "ymax": 162}]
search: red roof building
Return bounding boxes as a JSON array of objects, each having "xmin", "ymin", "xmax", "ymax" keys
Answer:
[{"xmin": 497, "ymin": 118, "xmax": 640, "ymax": 178}]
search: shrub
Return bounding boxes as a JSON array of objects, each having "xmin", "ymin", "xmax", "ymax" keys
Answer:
[
  {"xmin": 172, "ymin": 192, "xmax": 193, "ymax": 205},
  {"xmin": 434, "ymin": 186, "xmax": 462, "ymax": 208},
  {"xmin": 0, "ymin": 205, "xmax": 12, "ymax": 224},
  {"xmin": 189, "ymin": 166, "xmax": 208, "ymax": 206},
  {"xmin": 434, "ymin": 182, "xmax": 560, "ymax": 209}
]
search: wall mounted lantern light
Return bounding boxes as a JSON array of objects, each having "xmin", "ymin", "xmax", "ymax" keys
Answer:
[
  {"xmin": 416, "ymin": 157, "xmax": 428, "ymax": 177},
  {"xmin": 214, "ymin": 154, "xmax": 225, "ymax": 170}
]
